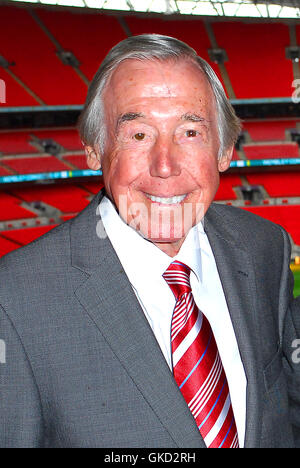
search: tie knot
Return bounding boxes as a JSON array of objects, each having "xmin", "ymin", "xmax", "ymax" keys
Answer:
[{"xmin": 163, "ymin": 260, "xmax": 192, "ymax": 300}]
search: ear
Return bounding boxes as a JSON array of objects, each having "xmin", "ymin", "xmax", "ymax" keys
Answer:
[
  {"xmin": 218, "ymin": 146, "xmax": 234, "ymax": 173},
  {"xmin": 85, "ymin": 146, "xmax": 101, "ymax": 171}
]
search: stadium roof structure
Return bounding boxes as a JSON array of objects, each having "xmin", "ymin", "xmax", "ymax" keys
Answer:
[{"xmin": 3, "ymin": 0, "xmax": 300, "ymax": 19}]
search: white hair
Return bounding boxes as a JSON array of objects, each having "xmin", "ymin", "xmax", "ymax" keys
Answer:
[{"xmin": 78, "ymin": 34, "xmax": 241, "ymax": 158}]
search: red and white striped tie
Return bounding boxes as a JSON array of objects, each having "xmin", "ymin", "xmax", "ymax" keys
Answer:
[{"xmin": 163, "ymin": 260, "xmax": 239, "ymax": 449}]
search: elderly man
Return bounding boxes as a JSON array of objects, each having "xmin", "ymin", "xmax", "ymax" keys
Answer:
[{"xmin": 0, "ymin": 34, "xmax": 299, "ymax": 449}]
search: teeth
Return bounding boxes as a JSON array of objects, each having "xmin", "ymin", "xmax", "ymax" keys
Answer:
[{"xmin": 146, "ymin": 194, "xmax": 187, "ymax": 205}]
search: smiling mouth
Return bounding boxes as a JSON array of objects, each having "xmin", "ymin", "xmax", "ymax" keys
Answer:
[{"xmin": 145, "ymin": 193, "xmax": 187, "ymax": 205}]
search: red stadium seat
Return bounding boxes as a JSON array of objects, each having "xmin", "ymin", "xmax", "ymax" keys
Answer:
[
  {"xmin": 214, "ymin": 174, "xmax": 243, "ymax": 200},
  {"xmin": 34, "ymin": 8, "xmax": 126, "ymax": 82},
  {"xmin": 0, "ymin": 235, "xmax": 20, "ymax": 256},
  {"xmin": 246, "ymin": 172, "xmax": 300, "ymax": 198},
  {"xmin": 242, "ymin": 120, "xmax": 299, "ymax": 142},
  {"xmin": 79, "ymin": 181, "xmax": 104, "ymax": 194},
  {"xmin": 32, "ymin": 129, "xmax": 83, "ymax": 152},
  {"xmin": 0, "ymin": 166, "xmax": 12, "ymax": 176},
  {"xmin": 231, "ymin": 148, "xmax": 240, "ymax": 161},
  {"xmin": 3, "ymin": 156, "xmax": 71, "ymax": 174},
  {"xmin": 0, "ymin": 193, "xmax": 37, "ymax": 221},
  {"xmin": 10, "ymin": 185, "xmax": 91, "ymax": 214},
  {"xmin": 243, "ymin": 143, "xmax": 299, "ymax": 160},
  {"xmin": 213, "ymin": 22, "xmax": 293, "ymax": 99},
  {"xmin": 0, "ymin": 131, "xmax": 39, "ymax": 155},
  {"xmin": 0, "ymin": 69, "xmax": 40, "ymax": 107},
  {"xmin": 1, "ymin": 225, "xmax": 57, "ymax": 246},
  {"xmin": 0, "ymin": 6, "xmax": 87, "ymax": 105},
  {"xmin": 63, "ymin": 154, "xmax": 88, "ymax": 170}
]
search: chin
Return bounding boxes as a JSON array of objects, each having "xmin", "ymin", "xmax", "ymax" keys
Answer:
[{"xmin": 144, "ymin": 226, "xmax": 189, "ymax": 244}]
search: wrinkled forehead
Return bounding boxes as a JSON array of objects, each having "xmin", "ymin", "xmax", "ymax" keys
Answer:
[{"xmin": 102, "ymin": 57, "xmax": 217, "ymax": 117}]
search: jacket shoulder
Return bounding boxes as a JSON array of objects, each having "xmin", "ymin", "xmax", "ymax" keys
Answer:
[
  {"xmin": 0, "ymin": 220, "xmax": 71, "ymax": 273},
  {"xmin": 209, "ymin": 203, "xmax": 287, "ymax": 238},
  {"xmin": 207, "ymin": 203, "xmax": 291, "ymax": 262}
]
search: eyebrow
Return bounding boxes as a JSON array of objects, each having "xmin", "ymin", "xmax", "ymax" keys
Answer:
[
  {"xmin": 181, "ymin": 113, "xmax": 205, "ymax": 123},
  {"xmin": 117, "ymin": 112, "xmax": 145, "ymax": 129},
  {"xmin": 116, "ymin": 111, "xmax": 206, "ymax": 130}
]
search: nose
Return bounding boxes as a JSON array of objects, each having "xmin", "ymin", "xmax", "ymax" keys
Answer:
[{"xmin": 149, "ymin": 137, "xmax": 181, "ymax": 179}]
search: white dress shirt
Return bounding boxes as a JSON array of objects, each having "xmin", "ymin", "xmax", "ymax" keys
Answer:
[{"xmin": 99, "ymin": 195, "xmax": 247, "ymax": 446}]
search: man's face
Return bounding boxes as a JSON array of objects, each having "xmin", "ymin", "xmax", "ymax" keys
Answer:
[{"xmin": 88, "ymin": 58, "xmax": 232, "ymax": 256}]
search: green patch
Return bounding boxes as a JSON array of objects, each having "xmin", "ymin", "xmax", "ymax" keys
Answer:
[{"xmin": 293, "ymin": 271, "xmax": 300, "ymax": 298}]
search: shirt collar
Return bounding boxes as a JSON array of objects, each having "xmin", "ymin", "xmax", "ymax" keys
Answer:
[{"xmin": 99, "ymin": 196, "xmax": 203, "ymax": 288}]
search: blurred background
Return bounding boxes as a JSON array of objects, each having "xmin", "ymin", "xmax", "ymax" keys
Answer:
[{"xmin": 0, "ymin": 0, "xmax": 299, "ymax": 295}]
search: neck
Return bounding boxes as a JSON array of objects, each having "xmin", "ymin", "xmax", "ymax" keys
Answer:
[{"xmin": 152, "ymin": 238, "xmax": 185, "ymax": 257}]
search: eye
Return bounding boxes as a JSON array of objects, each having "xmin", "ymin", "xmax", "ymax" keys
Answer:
[
  {"xmin": 185, "ymin": 130, "xmax": 198, "ymax": 138},
  {"xmin": 133, "ymin": 133, "xmax": 146, "ymax": 141}
]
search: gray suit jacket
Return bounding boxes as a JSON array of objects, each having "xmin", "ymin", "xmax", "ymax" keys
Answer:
[{"xmin": 0, "ymin": 190, "xmax": 299, "ymax": 448}]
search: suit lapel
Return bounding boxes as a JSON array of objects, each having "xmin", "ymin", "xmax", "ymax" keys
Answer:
[
  {"xmin": 71, "ymin": 192, "xmax": 205, "ymax": 448},
  {"xmin": 205, "ymin": 205, "xmax": 263, "ymax": 448}
]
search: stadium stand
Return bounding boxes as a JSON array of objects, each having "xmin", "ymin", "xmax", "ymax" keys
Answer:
[
  {"xmin": 2, "ymin": 155, "xmax": 71, "ymax": 174},
  {"xmin": 0, "ymin": 235, "xmax": 20, "ymax": 256},
  {"xmin": 212, "ymin": 22, "xmax": 294, "ymax": 99},
  {"xmin": 243, "ymin": 120, "xmax": 300, "ymax": 142},
  {"xmin": 34, "ymin": 8, "xmax": 126, "ymax": 82},
  {"xmin": 0, "ymin": 192, "xmax": 37, "ymax": 221},
  {"xmin": 246, "ymin": 172, "xmax": 300, "ymax": 198},
  {"xmin": 0, "ymin": 3, "xmax": 299, "ymax": 267},
  {"xmin": 10, "ymin": 184, "xmax": 91, "ymax": 214},
  {"xmin": 1, "ymin": 224, "xmax": 58, "ymax": 246},
  {"xmin": 0, "ymin": 5, "xmax": 87, "ymax": 105},
  {"xmin": 0, "ymin": 167, "xmax": 11, "ymax": 176},
  {"xmin": 0, "ymin": 127, "xmax": 85, "ymax": 175},
  {"xmin": 242, "ymin": 142, "xmax": 300, "ymax": 160},
  {"xmin": 0, "ymin": 68, "xmax": 39, "ymax": 107},
  {"xmin": 214, "ymin": 174, "xmax": 243, "ymax": 201},
  {"xmin": 62, "ymin": 154, "xmax": 88, "ymax": 170},
  {"xmin": 0, "ymin": 131, "xmax": 39, "ymax": 154},
  {"xmin": 31, "ymin": 129, "xmax": 83, "ymax": 151}
]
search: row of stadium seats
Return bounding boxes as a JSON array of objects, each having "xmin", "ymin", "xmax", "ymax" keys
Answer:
[
  {"xmin": 1, "ymin": 199, "xmax": 299, "ymax": 255},
  {"xmin": 1, "ymin": 120, "xmax": 297, "ymax": 155},
  {"xmin": 0, "ymin": 119, "xmax": 299, "ymax": 178},
  {"xmin": 242, "ymin": 143, "xmax": 299, "ymax": 160},
  {"xmin": 246, "ymin": 172, "xmax": 300, "ymax": 198},
  {"xmin": 215, "ymin": 172, "xmax": 300, "ymax": 200},
  {"xmin": 0, "ymin": 181, "xmax": 100, "ymax": 256},
  {"xmin": 243, "ymin": 120, "xmax": 300, "ymax": 142},
  {"xmin": 0, "ymin": 169, "xmax": 299, "ymax": 256},
  {"xmin": 0, "ymin": 184, "xmax": 95, "ymax": 221},
  {"xmin": 1, "ymin": 146, "xmax": 299, "ymax": 177},
  {"xmin": 0, "ymin": 128, "xmax": 81, "ymax": 154},
  {"xmin": 0, "ymin": 5, "xmax": 298, "ymax": 106},
  {"xmin": 0, "ymin": 128, "xmax": 86, "ymax": 174},
  {"xmin": 0, "ymin": 4, "xmax": 299, "ymax": 258}
]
